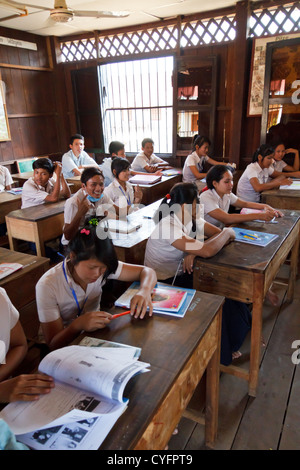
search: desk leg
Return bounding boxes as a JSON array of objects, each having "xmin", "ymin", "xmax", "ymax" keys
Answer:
[
  {"xmin": 33, "ymin": 224, "xmax": 45, "ymax": 258},
  {"xmin": 286, "ymin": 231, "xmax": 299, "ymax": 303},
  {"xmin": 205, "ymin": 307, "xmax": 222, "ymax": 447},
  {"xmin": 248, "ymin": 273, "xmax": 264, "ymax": 397}
]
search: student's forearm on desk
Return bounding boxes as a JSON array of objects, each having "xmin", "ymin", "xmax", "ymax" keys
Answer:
[{"xmin": 61, "ymin": 175, "xmax": 71, "ymax": 199}]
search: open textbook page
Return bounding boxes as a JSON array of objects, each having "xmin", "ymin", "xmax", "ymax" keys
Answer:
[{"xmin": 0, "ymin": 345, "xmax": 150, "ymax": 441}]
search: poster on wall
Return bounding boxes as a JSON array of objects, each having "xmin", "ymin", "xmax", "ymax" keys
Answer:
[
  {"xmin": 247, "ymin": 32, "xmax": 300, "ymax": 117},
  {"xmin": 0, "ymin": 79, "xmax": 11, "ymax": 142}
]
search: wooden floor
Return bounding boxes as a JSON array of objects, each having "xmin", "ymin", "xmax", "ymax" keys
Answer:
[{"xmin": 168, "ymin": 262, "xmax": 300, "ymax": 451}]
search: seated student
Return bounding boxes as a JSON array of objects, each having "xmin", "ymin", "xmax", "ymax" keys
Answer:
[
  {"xmin": 200, "ymin": 165, "xmax": 282, "ymax": 228},
  {"xmin": 182, "ymin": 135, "xmax": 234, "ymax": 191},
  {"xmin": 21, "ymin": 158, "xmax": 70, "ymax": 209},
  {"xmin": 0, "ymin": 165, "xmax": 13, "ymax": 192},
  {"xmin": 131, "ymin": 138, "xmax": 170, "ymax": 173},
  {"xmin": 61, "ymin": 167, "xmax": 115, "ymax": 247},
  {"xmin": 36, "ymin": 223, "xmax": 157, "ymax": 351},
  {"xmin": 144, "ymin": 182, "xmax": 251, "ymax": 365},
  {"xmin": 100, "ymin": 141, "xmax": 125, "ymax": 187},
  {"xmin": 62, "ymin": 134, "xmax": 99, "ymax": 179},
  {"xmin": 270, "ymin": 141, "xmax": 300, "ymax": 176},
  {"xmin": 237, "ymin": 144, "xmax": 292, "ymax": 202},
  {"xmin": 0, "ymin": 287, "xmax": 54, "ymax": 403},
  {"xmin": 104, "ymin": 157, "xmax": 143, "ymax": 211}
]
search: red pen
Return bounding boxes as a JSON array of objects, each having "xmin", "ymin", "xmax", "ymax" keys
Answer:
[{"xmin": 111, "ymin": 310, "xmax": 131, "ymax": 319}]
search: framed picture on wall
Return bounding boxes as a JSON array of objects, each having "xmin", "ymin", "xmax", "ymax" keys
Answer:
[
  {"xmin": 0, "ymin": 77, "xmax": 11, "ymax": 141},
  {"xmin": 247, "ymin": 31, "xmax": 300, "ymax": 117}
]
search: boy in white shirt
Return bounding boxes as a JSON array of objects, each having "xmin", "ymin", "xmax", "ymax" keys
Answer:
[
  {"xmin": 0, "ymin": 165, "xmax": 13, "ymax": 192},
  {"xmin": 62, "ymin": 134, "xmax": 99, "ymax": 178},
  {"xmin": 21, "ymin": 158, "xmax": 70, "ymax": 209},
  {"xmin": 131, "ymin": 138, "xmax": 169, "ymax": 173}
]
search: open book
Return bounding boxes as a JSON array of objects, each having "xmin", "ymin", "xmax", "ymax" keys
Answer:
[
  {"xmin": 0, "ymin": 263, "xmax": 23, "ymax": 280},
  {"xmin": 115, "ymin": 282, "xmax": 196, "ymax": 318},
  {"xmin": 232, "ymin": 227, "xmax": 278, "ymax": 247},
  {"xmin": 99, "ymin": 218, "xmax": 142, "ymax": 234},
  {"xmin": 0, "ymin": 344, "xmax": 150, "ymax": 450},
  {"xmin": 280, "ymin": 181, "xmax": 300, "ymax": 190},
  {"xmin": 129, "ymin": 174, "xmax": 162, "ymax": 185}
]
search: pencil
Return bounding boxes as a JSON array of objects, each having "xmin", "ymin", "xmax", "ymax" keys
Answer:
[{"xmin": 111, "ymin": 310, "xmax": 131, "ymax": 319}]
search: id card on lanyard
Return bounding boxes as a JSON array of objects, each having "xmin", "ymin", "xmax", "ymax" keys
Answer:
[
  {"xmin": 62, "ymin": 259, "xmax": 88, "ymax": 317},
  {"xmin": 118, "ymin": 184, "xmax": 132, "ymax": 206}
]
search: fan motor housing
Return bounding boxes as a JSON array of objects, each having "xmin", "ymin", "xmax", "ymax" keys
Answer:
[{"xmin": 50, "ymin": 8, "xmax": 74, "ymax": 22}]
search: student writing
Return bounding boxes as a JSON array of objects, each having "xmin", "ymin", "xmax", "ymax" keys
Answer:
[{"xmin": 36, "ymin": 223, "xmax": 157, "ymax": 351}]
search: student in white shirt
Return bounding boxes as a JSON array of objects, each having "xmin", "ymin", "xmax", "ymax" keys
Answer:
[
  {"xmin": 104, "ymin": 157, "xmax": 143, "ymax": 212},
  {"xmin": 237, "ymin": 144, "xmax": 292, "ymax": 202},
  {"xmin": 0, "ymin": 165, "xmax": 13, "ymax": 192},
  {"xmin": 144, "ymin": 182, "xmax": 251, "ymax": 365},
  {"xmin": 200, "ymin": 165, "xmax": 281, "ymax": 228},
  {"xmin": 182, "ymin": 135, "xmax": 234, "ymax": 190},
  {"xmin": 131, "ymin": 138, "xmax": 169, "ymax": 173},
  {"xmin": 36, "ymin": 224, "xmax": 157, "ymax": 351},
  {"xmin": 0, "ymin": 287, "xmax": 54, "ymax": 403},
  {"xmin": 21, "ymin": 158, "xmax": 70, "ymax": 209},
  {"xmin": 62, "ymin": 134, "xmax": 99, "ymax": 179},
  {"xmin": 270, "ymin": 141, "xmax": 300, "ymax": 176},
  {"xmin": 62, "ymin": 167, "xmax": 115, "ymax": 246}
]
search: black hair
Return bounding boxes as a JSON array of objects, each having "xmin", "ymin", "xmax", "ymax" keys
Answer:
[
  {"xmin": 70, "ymin": 133, "xmax": 84, "ymax": 145},
  {"xmin": 193, "ymin": 135, "xmax": 211, "ymax": 151},
  {"xmin": 155, "ymin": 182, "xmax": 199, "ymax": 223},
  {"xmin": 111, "ymin": 157, "xmax": 130, "ymax": 179},
  {"xmin": 252, "ymin": 144, "xmax": 274, "ymax": 162},
  {"xmin": 80, "ymin": 167, "xmax": 104, "ymax": 185},
  {"xmin": 67, "ymin": 222, "xmax": 118, "ymax": 279},
  {"xmin": 109, "ymin": 141, "xmax": 125, "ymax": 156},
  {"xmin": 206, "ymin": 165, "xmax": 233, "ymax": 190},
  {"xmin": 32, "ymin": 157, "xmax": 54, "ymax": 174},
  {"xmin": 142, "ymin": 137, "xmax": 154, "ymax": 148}
]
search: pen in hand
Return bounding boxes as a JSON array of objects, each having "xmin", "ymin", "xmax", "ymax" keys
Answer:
[{"xmin": 111, "ymin": 310, "xmax": 131, "ymax": 319}]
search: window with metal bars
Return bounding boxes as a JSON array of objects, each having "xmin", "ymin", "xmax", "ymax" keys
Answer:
[{"xmin": 98, "ymin": 56, "xmax": 174, "ymax": 154}]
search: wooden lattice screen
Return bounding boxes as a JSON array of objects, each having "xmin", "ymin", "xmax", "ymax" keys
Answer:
[{"xmin": 60, "ymin": 3, "xmax": 300, "ymax": 62}]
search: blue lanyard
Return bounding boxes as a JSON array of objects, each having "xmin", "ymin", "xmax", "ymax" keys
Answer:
[
  {"xmin": 118, "ymin": 183, "xmax": 131, "ymax": 206},
  {"xmin": 62, "ymin": 260, "xmax": 88, "ymax": 317}
]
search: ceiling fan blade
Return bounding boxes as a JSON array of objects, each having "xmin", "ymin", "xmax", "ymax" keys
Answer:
[
  {"xmin": 73, "ymin": 10, "xmax": 130, "ymax": 18},
  {"xmin": 0, "ymin": 0, "xmax": 51, "ymax": 11}
]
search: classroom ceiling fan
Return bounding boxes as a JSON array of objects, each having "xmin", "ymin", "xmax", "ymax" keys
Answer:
[{"xmin": 0, "ymin": 0, "xmax": 130, "ymax": 23}]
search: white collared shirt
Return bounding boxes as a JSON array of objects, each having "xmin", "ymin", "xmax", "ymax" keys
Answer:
[
  {"xmin": 131, "ymin": 151, "xmax": 165, "ymax": 172},
  {"xmin": 36, "ymin": 259, "xmax": 123, "ymax": 325},
  {"xmin": 271, "ymin": 160, "xmax": 287, "ymax": 172},
  {"xmin": 62, "ymin": 150, "xmax": 97, "ymax": 178},
  {"xmin": 104, "ymin": 179, "xmax": 134, "ymax": 209},
  {"xmin": 237, "ymin": 162, "xmax": 274, "ymax": 202},
  {"xmin": 0, "ymin": 288, "xmax": 19, "ymax": 361},
  {"xmin": 0, "ymin": 166, "xmax": 13, "ymax": 192},
  {"xmin": 21, "ymin": 176, "xmax": 56, "ymax": 208},
  {"xmin": 200, "ymin": 189, "xmax": 238, "ymax": 228},
  {"xmin": 61, "ymin": 188, "xmax": 114, "ymax": 245},
  {"xmin": 182, "ymin": 151, "xmax": 209, "ymax": 182}
]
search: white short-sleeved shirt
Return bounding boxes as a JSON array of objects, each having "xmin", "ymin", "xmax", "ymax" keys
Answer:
[
  {"xmin": 36, "ymin": 259, "xmax": 123, "ymax": 326},
  {"xmin": 99, "ymin": 157, "xmax": 113, "ymax": 187},
  {"xmin": 62, "ymin": 150, "xmax": 97, "ymax": 178},
  {"xmin": 61, "ymin": 188, "xmax": 114, "ymax": 245},
  {"xmin": 144, "ymin": 213, "xmax": 203, "ymax": 280},
  {"xmin": 271, "ymin": 160, "xmax": 287, "ymax": 172},
  {"xmin": 131, "ymin": 151, "xmax": 165, "ymax": 172},
  {"xmin": 200, "ymin": 189, "xmax": 238, "ymax": 228},
  {"xmin": 0, "ymin": 288, "xmax": 19, "ymax": 362},
  {"xmin": 182, "ymin": 151, "xmax": 209, "ymax": 183},
  {"xmin": 21, "ymin": 176, "xmax": 56, "ymax": 209},
  {"xmin": 237, "ymin": 162, "xmax": 274, "ymax": 202},
  {"xmin": 104, "ymin": 179, "xmax": 134, "ymax": 209},
  {"xmin": 0, "ymin": 166, "xmax": 13, "ymax": 192}
]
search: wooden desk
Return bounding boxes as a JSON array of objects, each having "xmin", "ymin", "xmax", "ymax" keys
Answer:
[
  {"xmin": 0, "ymin": 192, "xmax": 22, "ymax": 224},
  {"xmin": 0, "ymin": 247, "xmax": 49, "ymax": 340},
  {"xmin": 5, "ymin": 200, "xmax": 65, "ymax": 257},
  {"xmin": 110, "ymin": 200, "xmax": 160, "ymax": 265},
  {"xmin": 193, "ymin": 210, "xmax": 300, "ymax": 397},
  {"xmin": 131, "ymin": 174, "xmax": 182, "ymax": 205},
  {"xmin": 66, "ymin": 175, "xmax": 81, "ymax": 193},
  {"xmin": 12, "ymin": 171, "xmax": 33, "ymax": 186},
  {"xmin": 261, "ymin": 187, "xmax": 300, "ymax": 210},
  {"xmin": 78, "ymin": 291, "xmax": 224, "ymax": 449}
]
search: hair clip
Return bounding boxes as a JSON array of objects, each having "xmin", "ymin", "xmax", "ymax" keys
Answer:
[
  {"xmin": 165, "ymin": 193, "xmax": 171, "ymax": 200},
  {"xmin": 88, "ymin": 218, "xmax": 99, "ymax": 226},
  {"xmin": 80, "ymin": 229, "xmax": 90, "ymax": 235}
]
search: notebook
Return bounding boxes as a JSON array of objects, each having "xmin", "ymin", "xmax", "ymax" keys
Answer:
[{"xmin": 129, "ymin": 174, "xmax": 162, "ymax": 185}]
